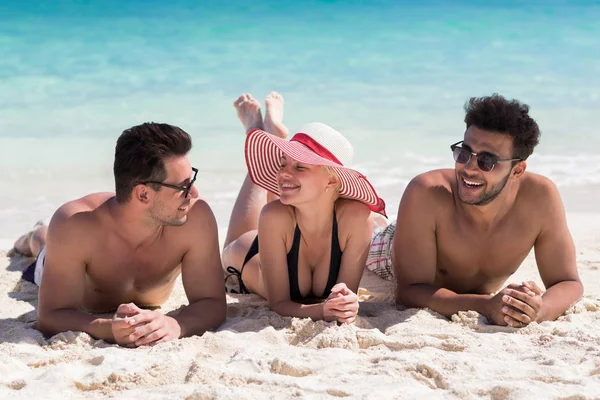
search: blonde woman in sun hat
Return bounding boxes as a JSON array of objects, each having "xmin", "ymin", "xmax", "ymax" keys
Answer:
[{"xmin": 222, "ymin": 92, "xmax": 386, "ymax": 324}]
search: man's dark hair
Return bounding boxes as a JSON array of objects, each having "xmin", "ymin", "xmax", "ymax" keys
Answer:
[
  {"xmin": 464, "ymin": 94, "xmax": 540, "ymax": 160},
  {"xmin": 114, "ymin": 122, "xmax": 192, "ymax": 203}
]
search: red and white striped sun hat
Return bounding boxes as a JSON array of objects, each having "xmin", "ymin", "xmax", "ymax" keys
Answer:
[{"xmin": 244, "ymin": 122, "xmax": 386, "ymax": 216}]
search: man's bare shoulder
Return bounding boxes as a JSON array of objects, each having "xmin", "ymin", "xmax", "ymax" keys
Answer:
[
  {"xmin": 49, "ymin": 192, "xmax": 114, "ymax": 233},
  {"xmin": 403, "ymin": 169, "xmax": 455, "ymax": 202},
  {"xmin": 518, "ymin": 172, "xmax": 564, "ymax": 213},
  {"xmin": 519, "ymin": 172, "xmax": 560, "ymax": 196},
  {"xmin": 52, "ymin": 192, "xmax": 114, "ymax": 223},
  {"xmin": 45, "ymin": 193, "xmax": 114, "ymax": 253},
  {"xmin": 180, "ymin": 198, "xmax": 218, "ymax": 230}
]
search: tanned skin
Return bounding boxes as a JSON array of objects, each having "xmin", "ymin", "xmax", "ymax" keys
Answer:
[
  {"xmin": 393, "ymin": 126, "xmax": 583, "ymax": 327},
  {"xmin": 37, "ymin": 156, "xmax": 226, "ymax": 346}
]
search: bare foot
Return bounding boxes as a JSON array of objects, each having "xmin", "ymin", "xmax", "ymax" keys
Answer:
[
  {"xmin": 13, "ymin": 232, "xmax": 33, "ymax": 257},
  {"xmin": 264, "ymin": 91, "xmax": 288, "ymax": 139},
  {"xmin": 233, "ymin": 93, "xmax": 264, "ymax": 134}
]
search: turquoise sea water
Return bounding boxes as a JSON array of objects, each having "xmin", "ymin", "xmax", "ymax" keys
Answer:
[{"xmin": 1, "ymin": 0, "xmax": 599, "ymax": 246}]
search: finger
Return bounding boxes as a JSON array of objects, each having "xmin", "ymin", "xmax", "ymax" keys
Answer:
[
  {"xmin": 147, "ymin": 338, "xmax": 165, "ymax": 347},
  {"xmin": 504, "ymin": 314, "xmax": 527, "ymax": 328},
  {"xmin": 505, "ymin": 283, "xmax": 522, "ymax": 291},
  {"xmin": 136, "ymin": 328, "xmax": 166, "ymax": 347},
  {"xmin": 330, "ymin": 283, "xmax": 349, "ymax": 294},
  {"xmin": 503, "ymin": 294, "xmax": 536, "ymax": 317},
  {"xmin": 116, "ymin": 303, "xmax": 141, "ymax": 314},
  {"xmin": 329, "ymin": 300, "xmax": 359, "ymax": 312},
  {"xmin": 329, "ymin": 293, "xmax": 358, "ymax": 304},
  {"xmin": 502, "ymin": 305, "xmax": 532, "ymax": 324},
  {"xmin": 338, "ymin": 315, "xmax": 357, "ymax": 324},
  {"xmin": 126, "ymin": 311, "xmax": 156, "ymax": 326},
  {"xmin": 329, "ymin": 309, "xmax": 357, "ymax": 319},
  {"xmin": 331, "ymin": 305, "xmax": 358, "ymax": 315},
  {"xmin": 327, "ymin": 291, "xmax": 343, "ymax": 300},
  {"xmin": 147, "ymin": 334, "xmax": 175, "ymax": 347},
  {"xmin": 523, "ymin": 281, "xmax": 544, "ymax": 296},
  {"xmin": 130, "ymin": 321, "xmax": 160, "ymax": 341},
  {"xmin": 326, "ymin": 297, "xmax": 357, "ymax": 309},
  {"xmin": 517, "ymin": 282, "xmax": 535, "ymax": 296},
  {"xmin": 112, "ymin": 317, "xmax": 138, "ymax": 330},
  {"xmin": 504, "ymin": 290, "xmax": 539, "ymax": 312}
]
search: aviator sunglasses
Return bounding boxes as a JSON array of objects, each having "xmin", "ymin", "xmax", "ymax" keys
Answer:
[
  {"xmin": 141, "ymin": 167, "xmax": 198, "ymax": 198},
  {"xmin": 450, "ymin": 141, "xmax": 521, "ymax": 172}
]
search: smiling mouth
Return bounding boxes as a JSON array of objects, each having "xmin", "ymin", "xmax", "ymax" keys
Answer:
[
  {"xmin": 461, "ymin": 176, "xmax": 484, "ymax": 189},
  {"xmin": 280, "ymin": 183, "xmax": 300, "ymax": 190}
]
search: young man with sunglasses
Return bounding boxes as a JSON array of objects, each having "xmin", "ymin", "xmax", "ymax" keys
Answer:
[
  {"xmin": 368, "ymin": 94, "xmax": 582, "ymax": 327},
  {"xmin": 13, "ymin": 123, "xmax": 226, "ymax": 346}
]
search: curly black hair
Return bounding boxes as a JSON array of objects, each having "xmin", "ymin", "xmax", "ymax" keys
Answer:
[{"xmin": 464, "ymin": 94, "xmax": 540, "ymax": 160}]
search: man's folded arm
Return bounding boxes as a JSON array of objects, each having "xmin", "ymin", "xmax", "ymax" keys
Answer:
[
  {"xmin": 175, "ymin": 201, "xmax": 226, "ymax": 337},
  {"xmin": 37, "ymin": 211, "xmax": 116, "ymax": 342},
  {"xmin": 533, "ymin": 179, "xmax": 583, "ymax": 322},
  {"xmin": 392, "ymin": 176, "xmax": 490, "ymax": 318}
]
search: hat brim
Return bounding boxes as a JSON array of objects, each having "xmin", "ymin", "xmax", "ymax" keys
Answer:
[{"xmin": 244, "ymin": 129, "xmax": 386, "ymax": 216}]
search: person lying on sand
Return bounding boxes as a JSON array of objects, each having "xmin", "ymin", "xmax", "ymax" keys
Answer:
[
  {"xmin": 222, "ymin": 92, "xmax": 387, "ymax": 324},
  {"xmin": 367, "ymin": 94, "xmax": 583, "ymax": 327},
  {"xmin": 13, "ymin": 123, "xmax": 226, "ymax": 346}
]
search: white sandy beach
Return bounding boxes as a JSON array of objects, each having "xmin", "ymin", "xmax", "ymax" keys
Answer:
[{"xmin": 1, "ymin": 210, "xmax": 599, "ymax": 399}]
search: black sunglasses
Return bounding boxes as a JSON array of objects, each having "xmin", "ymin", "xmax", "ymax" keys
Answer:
[
  {"xmin": 450, "ymin": 141, "xmax": 521, "ymax": 172},
  {"xmin": 141, "ymin": 167, "xmax": 198, "ymax": 198}
]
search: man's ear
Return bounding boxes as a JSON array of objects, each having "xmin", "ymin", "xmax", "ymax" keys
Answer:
[
  {"xmin": 134, "ymin": 184, "xmax": 151, "ymax": 203},
  {"xmin": 512, "ymin": 160, "xmax": 527, "ymax": 178}
]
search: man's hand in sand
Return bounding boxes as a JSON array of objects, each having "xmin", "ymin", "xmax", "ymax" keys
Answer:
[
  {"xmin": 485, "ymin": 283, "xmax": 544, "ymax": 327},
  {"xmin": 120, "ymin": 304, "xmax": 181, "ymax": 347},
  {"xmin": 501, "ymin": 281, "xmax": 544, "ymax": 327},
  {"xmin": 111, "ymin": 303, "xmax": 144, "ymax": 347},
  {"xmin": 323, "ymin": 283, "xmax": 359, "ymax": 324},
  {"xmin": 111, "ymin": 303, "xmax": 181, "ymax": 347}
]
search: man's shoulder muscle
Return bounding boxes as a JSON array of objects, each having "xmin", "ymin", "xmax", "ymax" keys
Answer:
[
  {"xmin": 49, "ymin": 192, "xmax": 112, "ymax": 241},
  {"xmin": 180, "ymin": 199, "xmax": 218, "ymax": 234},
  {"xmin": 518, "ymin": 172, "xmax": 567, "ymax": 235},
  {"xmin": 403, "ymin": 169, "xmax": 454, "ymax": 208},
  {"xmin": 520, "ymin": 172, "xmax": 560, "ymax": 197},
  {"xmin": 52, "ymin": 193, "xmax": 113, "ymax": 223}
]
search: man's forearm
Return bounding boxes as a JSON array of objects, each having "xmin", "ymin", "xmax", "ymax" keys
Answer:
[
  {"xmin": 537, "ymin": 280, "xmax": 583, "ymax": 322},
  {"xmin": 174, "ymin": 297, "xmax": 226, "ymax": 338},
  {"xmin": 38, "ymin": 309, "xmax": 114, "ymax": 342},
  {"xmin": 397, "ymin": 283, "xmax": 490, "ymax": 318}
]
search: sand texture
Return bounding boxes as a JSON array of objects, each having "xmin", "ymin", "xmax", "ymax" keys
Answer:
[{"xmin": 1, "ymin": 213, "xmax": 599, "ymax": 399}]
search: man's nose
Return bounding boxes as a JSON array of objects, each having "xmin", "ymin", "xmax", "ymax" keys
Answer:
[
  {"xmin": 188, "ymin": 183, "xmax": 200, "ymax": 199},
  {"xmin": 465, "ymin": 153, "xmax": 479, "ymax": 171}
]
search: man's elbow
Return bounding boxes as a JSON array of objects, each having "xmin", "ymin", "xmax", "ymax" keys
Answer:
[
  {"xmin": 201, "ymin": 298, "xmax": 226, "ymax": 331},
  {"xmin": 395, "ymin": 284, "xmax": 418, "ymax": 308},
  {"xmin": 553, "ymin": 278, "xmax": 584, "ymax": 300},
  {"xmin": 37, "ymin": 309, "xmax": 59, "ymax": 336},
  {"xmin": 572, "ymin": 279, "xmax": 584, "ymax": 301},
  {"xmin": 214, "ymin": 300, "xmax": 227, "ymax": 328},
  {"xmin": 395, "ymin": 281, "xmax": 432, "ymax": 309},
  {"xmin": 206, "ymin": 297, "xmax": 227, "ymax": 331}
]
